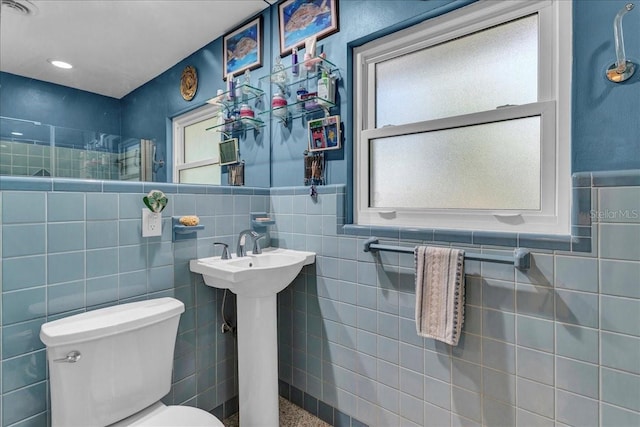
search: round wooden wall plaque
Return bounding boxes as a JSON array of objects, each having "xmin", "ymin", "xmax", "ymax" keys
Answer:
[{"xmin": 180, "ymin": 66, "xmax": 198, "ymax": 101}]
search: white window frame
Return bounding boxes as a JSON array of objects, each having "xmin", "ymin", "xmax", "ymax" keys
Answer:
[
  {"xmin": 172, "ymin": 103, "xmax": 222, "ymax": 184},
  {"xmin": 353, "ymin": 0, "xmax": 572, "ymax": 234}
]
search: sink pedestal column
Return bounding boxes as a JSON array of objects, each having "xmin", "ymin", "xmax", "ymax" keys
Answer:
[
  {"xmin": 189, "ymin": 248, "xmax": 316, "ymax": 425},
  {"xmin": 236, "ymin": 294, "xmax": 279, "ymax": 426}
]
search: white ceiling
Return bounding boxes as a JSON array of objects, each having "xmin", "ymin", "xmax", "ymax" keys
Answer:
[{"xmin": 0, "ymin": 0, "xmax": 272, "ymax": 99}]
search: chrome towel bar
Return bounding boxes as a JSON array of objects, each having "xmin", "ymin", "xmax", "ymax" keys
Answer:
[{"xmin": 363, "ymin": 237, "xmax": 530, "ymax": 270}]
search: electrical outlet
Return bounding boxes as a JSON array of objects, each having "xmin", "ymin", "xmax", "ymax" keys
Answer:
[{"xmin": 142, "ymin": 209, "xmax": 162, "ymax": 237}]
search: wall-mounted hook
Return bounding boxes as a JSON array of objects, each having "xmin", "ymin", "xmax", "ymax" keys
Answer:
[
  {"xmin": 606, "ymin": 3, "xmax": 636, "ymax": 83},
  {"xmin": 152, "ymin": 144, "xmax": 164, "ymax": 172}
]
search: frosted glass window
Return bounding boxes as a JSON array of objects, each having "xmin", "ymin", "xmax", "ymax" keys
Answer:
[
  {"xmin": 375, "ymin": 15, "xmax": 538, "ymax": 127},
  {"xmin": 179, "ymin": 164, "xmax": 221, "ymax": 185},
  {"xmin": 354, "ymin": 0, "xmax": 571, "ymax": 233},
  {"xmin": 369, "ymin": 117, "xmax": 541, "ymax": 210},
  {"xmin": 184, "ymin": 117, "xmax": 219, "ymax": 163}
]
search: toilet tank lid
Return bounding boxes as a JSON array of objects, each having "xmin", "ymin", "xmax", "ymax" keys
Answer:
[{"xmin": 40, "ymin": 297, "xmax": 185, "ymax": 347}]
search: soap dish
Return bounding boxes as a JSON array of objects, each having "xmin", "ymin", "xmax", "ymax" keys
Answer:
[
  {"xmin": 251, "ymin": 212, "xmax": 275, "ymax": 229},
  {"xmin": 172, "ymin": 217, "xmax": 204, "ymax": 241},
  {"xmin": 252, "ymin": 218, "xmax": 276, "ymax": 226}
]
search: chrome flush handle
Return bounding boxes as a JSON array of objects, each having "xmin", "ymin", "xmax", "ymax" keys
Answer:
[{"xmin": 53, "ymin": 350, "xmax": 82, "ymax": 363}]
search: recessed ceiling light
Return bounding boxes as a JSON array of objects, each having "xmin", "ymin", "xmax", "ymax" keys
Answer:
[
  {"xmin": 11, "ymin": 131, "xmax": 23, "ymax": 136},
  {"xmin": 48, "ymin": 59, "xmax": 73, "ymax": 69}
]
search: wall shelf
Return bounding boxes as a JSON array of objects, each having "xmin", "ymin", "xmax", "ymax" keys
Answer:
[
  {"xmin": 205, "ymin": 84, "xmax": 265, "ymax": 134},
  {"xmin": 258, "ymin": 96, "xmax": 335, "ymax": 123},
  {"xmin": 206, "ymin": 84, "xmax": 264, "ymax": 110},
  {"xmin": 251, "ymin": 212, "xmax": 275, "ymax": 232},
  {"xmin": 172, "ymin": 217, "xmax": 204, "ymax": 241},
  {"xmin": 260, "ymin": 55, "xmax": 340, "ymax": 125},
  {"xmin": 205, "ymin": 116, "xmax": 265, "ymax": 133},
  {"xmin": 259, "ymin": 56, "xmax": 339, "ymax": 93}
]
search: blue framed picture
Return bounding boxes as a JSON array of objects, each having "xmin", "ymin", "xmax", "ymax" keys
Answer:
[
  {"xmin": 278, "ymin": 0, "xmax": 339, "ymax": 56},
  {"xmin": 223, "ymin": 16, "xmax": 262, "ymax": 80}
]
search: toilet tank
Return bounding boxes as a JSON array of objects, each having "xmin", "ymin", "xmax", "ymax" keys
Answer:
[{"xmin": 40, "ymin": 297, "xmax": 185, "ymax": 427}]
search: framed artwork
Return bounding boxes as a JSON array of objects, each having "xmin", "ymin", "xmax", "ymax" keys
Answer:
[
  {"xmin": 308, "ymin": 115, "xmax": 341, "ymax": 152},
  {"xmin": 223, "ymin": 16, "xmax": 262, "ymax": 80},
  {"xmin": 278, "ymin": 0, "xmax": 339, "ymax": 56},
  {"xmin": 219, "ymin": 138, "xmax": 239, "ymax": 165}
]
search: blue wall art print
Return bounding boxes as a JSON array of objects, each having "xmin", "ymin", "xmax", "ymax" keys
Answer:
[
  {"xmin": 223, "ymin": 16, "xmax": 262, "ymax": 79},
  {"xmin": 278, "ymin": 0, "xmax": 339, "ymax": 55}
]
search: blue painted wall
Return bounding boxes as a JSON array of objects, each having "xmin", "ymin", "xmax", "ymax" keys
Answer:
[
  {"xmin": 268, "ymin": 0, "xmax": 640, "ymax": 185},
  {"xmin": 572, "ymin": 0, "xmax": 640, "ymax": 172},
  {"xmin": 0, "ymin": 72, "xmax": 121, "ymax": 136},
  {"xmin": 269, "ymin": 0, "xmax": 472, "ymax": 187},
  {"xmin": 2, "ymin": 0, "xmax": 638, "ymax": 179},
  {"xmin": 120, "ymin": 9, "xmax": 273, "ymax": 186}
]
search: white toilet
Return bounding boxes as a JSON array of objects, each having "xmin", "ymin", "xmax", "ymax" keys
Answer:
[{"xmin": 40, "ymin": 297, "xmax": 225, "ymax": 427}]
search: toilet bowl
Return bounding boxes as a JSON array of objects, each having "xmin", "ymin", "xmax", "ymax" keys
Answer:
[
  {"xmin": 40, "ymin": 298, "xmax": 224, "ymax": 427},
  {"xmin": 109, "ymin": 402, "xmax": 223, "ymax": 427}
]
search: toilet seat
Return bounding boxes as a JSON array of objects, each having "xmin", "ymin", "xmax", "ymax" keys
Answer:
[{"xmin": 109, "ymin": 402, "xmax": 224, "ymax": 427}]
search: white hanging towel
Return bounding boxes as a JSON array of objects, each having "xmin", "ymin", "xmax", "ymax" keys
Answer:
[{"xmin": 414, "ymin": 246, "xmax": 465, "ymax": 346}]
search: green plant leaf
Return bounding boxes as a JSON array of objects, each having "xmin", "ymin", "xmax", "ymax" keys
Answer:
[{"xmin": 143, "ymin": 196, "xmax": 155, "ymax": 212}]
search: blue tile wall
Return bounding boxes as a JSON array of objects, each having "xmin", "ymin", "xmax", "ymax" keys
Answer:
[
  {"xmin": 0, "ymin": 182, "xmax": 270, "ymax": 426},
  {"xmin": 272, "ymin": 174, "xmax": 640, "ymax": 427},
  {"xmin": 1, "ymin": 171, "xmax": 639, "ymax": 426}
]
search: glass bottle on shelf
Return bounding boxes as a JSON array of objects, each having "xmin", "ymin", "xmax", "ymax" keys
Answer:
[
  {"xmin": 242, "ymin": 69, "xmax": 252, "ymax": 95},
  {"xmin": 271, "ymin": 56, "xmax": 287, "ymax": 88}
]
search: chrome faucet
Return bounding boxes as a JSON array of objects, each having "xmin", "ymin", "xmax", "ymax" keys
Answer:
[
  {"xmin": 252, "ymin": 234, "xmax": 265, "ymax": 255},
  {"xmin": 213, "ymin": 242, "xmax": 231, "ymax": 259},
  {"xmin": 236, "ymin": 230, "xmax": 261, "ymax": 257}
]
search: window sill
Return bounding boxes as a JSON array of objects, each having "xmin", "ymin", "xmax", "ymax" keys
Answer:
[{"xmin": 341, "ymin": 170, "xmax": 637, "ymax": 254}]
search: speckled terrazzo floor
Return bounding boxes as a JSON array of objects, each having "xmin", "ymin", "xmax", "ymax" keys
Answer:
[{"xmin": 222, "ymin": 397, "xmax": 331, "ymax": 427}]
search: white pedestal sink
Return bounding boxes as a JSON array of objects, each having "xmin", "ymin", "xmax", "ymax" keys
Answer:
[{"xmin": 190, "ymin": 248, "xmax": 315, "ymax": 426}]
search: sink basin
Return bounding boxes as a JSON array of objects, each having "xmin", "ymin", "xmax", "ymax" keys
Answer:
[{"xmin": 190, "ymin": 247, "xmax": 315, "ymax": 297}]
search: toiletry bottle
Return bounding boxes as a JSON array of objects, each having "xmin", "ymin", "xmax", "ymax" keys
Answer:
[
  {"xmin": 240, "ymin": 103, "xmax": 254, "ymax": 118},
  {"xmin": 227, "ymin": 74, "xmax": 234, "ymax": 101},
  {"xmin": 235, "ymin": 78, "xmax": 243, "ymax": 100},
  {"xmin": 296, "ymin": 85, "xmax": 308, "ymax": 112},
  {"xmin": 232, "ymin": 107, "xmax": 242, "ymax": 130},
  {"xmin": 292, "ymin": 47, "xmax": 299, "ymax": 76},
  {"xmin": 304, "ymin": 36, "xmax": 317, "ymax": 72},
  {"xmin": 271, "ymin": 92, "xmax": 288, "ymax": 119},
  {"xmin": 317, "ymin": 69, "xmax": 331, "ymax": 107}
]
